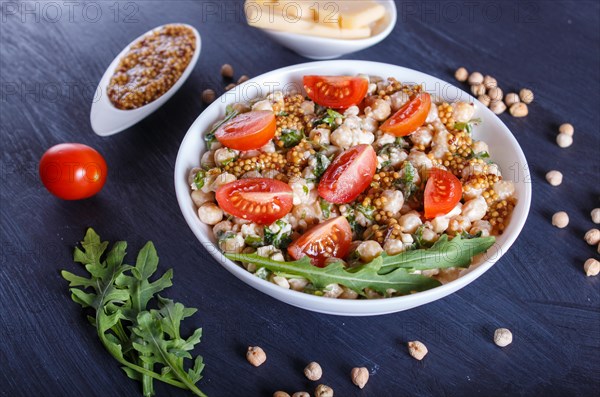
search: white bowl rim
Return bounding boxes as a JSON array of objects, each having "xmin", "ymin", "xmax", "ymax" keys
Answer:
[
  {"xmin": 259, "ymin": 0, "xmax": 397, "ymax": 45},
  {"xmin": 90, "ymin": 23, "xmax": 201, "ymax": 137},
  {"xmin": 174, "ymin": 60, "xmax": 532, "ymax": 316}
]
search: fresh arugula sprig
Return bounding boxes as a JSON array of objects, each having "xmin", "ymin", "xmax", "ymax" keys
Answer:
[
  {"xmin": 226, "ymin": 234, "xmax": 495, "ymax": 296},
  {"xmin": 61, "ymin": 229, "xmax": 207, "ymax": 397}
]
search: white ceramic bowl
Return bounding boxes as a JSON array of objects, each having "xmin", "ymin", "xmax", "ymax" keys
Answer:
[
  {"xmin": 90, "ymin": 24, "xmax": 201, "ymax": 137},
  {"xmin": 174, "ymin": 60, "xmax": 532, "ymax": 316},
  {"xmin": 256, "ymin": 0, "xmax": 397, "ymax": 60}
]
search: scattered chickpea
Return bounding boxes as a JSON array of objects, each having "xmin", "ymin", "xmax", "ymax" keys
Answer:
[
  {"xmin": 225, "ymin": 83, "xmax": 236, "ymax": 91},
  {"xmin": 350, "ymin": 367, "xmax": 369, "ymax": 389},
  {"xmin": 221, "ymin": 63, "xmax": 234, "ymax": 78},
  {"xmin": 556, "ymin": 133, "xmax": 573, "ymax": 148},
  {"xmin": 584, "ymin": 258, "xmax": 600, "ymax": 277},
  {"xmin": 509, "ymin": 102, "xmax": 528, "ymax": 117},
  {"xmin": 478, "ymin": 94, "xmax": 491, "ymax": 107},
  {"xmin": 273, "ymin": 392, "xmax": 290, "ymax": 397},
  {"xmin": 246, "ymin": 346, "xmax": 267, "ymax": 367},
  {"xmin": 584, "ymin": 229, "xmax": 600, "ymax": 245},
  {"xmin": 591, "ymin": 208, "xmax": 600, "ymax": 224},
  {"xmin": 237, "ymin": 75, "xmax": 250, "ymax": 84},
  {"xmin": 407, "ymin": 341, "xmax": 428, "ymax": 360},
  {"xmin": 468, "ymin": 71, "xmax": 484, "ymax": 85},
  {"xmin": 471, "ymin": 84, "xmax": 486, "ymax": 96},
  {"xmin": 201, "ymin": 89, "xmax": 216, "ymax": 104},
  {"xmin": 314, "ymin": 384, "xmax": 334, "ymax": 397},
  {"xmin": 519, "ymin": 88, "xmax": 534, "ymax": 104},
  {"xmin": 504, "ymin": 92, "xmax": 520, "ymax": 107},
  {"xmin": 545, "ymin": 170, "xmax": 563, "ymax": 186},
  {"xmin": 552, "ymin": 211, "xmax": 569, "ymax": 228},
  {"xmin": 304, "ymin": 362, "xmax": 323, "ymax": 381},
  {"xmin": 292, "ymin": 393, "xmax": 310, "ymax": 397},
  {"xmin": 483, "ymin": 75, "xmax": 497, "ymax": 89},
  {"xmin": 489, "ymin": 100, "xmax": 507, "ymax": 115},
  {"xmin": 559, "ymin": 123, "xmax": 574, "ymax": 136},
  {"xmin": 455, "ymin": 67, "xmax": 468, "ymax": 82},
  {"xmin": 493, "ymin": 328, "xmax": 513, "ymax": 347},
  {"xmin": 487, "ymin": 87, "xmax": 503, "ymax": 102}
]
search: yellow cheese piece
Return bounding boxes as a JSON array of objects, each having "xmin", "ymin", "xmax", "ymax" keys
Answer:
[
  {"xmin": 245, "ymin": 2, "xmax": 372, "ymax": 39},
  {"xmin": 248, "ymin": 0, "xmax": 385, "ymax": 29}
]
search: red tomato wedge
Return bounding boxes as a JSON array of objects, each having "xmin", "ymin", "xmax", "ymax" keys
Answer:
[
  {"xmin": 424, "ymin": 169, "xmax": 463, "ymax": 219},
  {"xmin": 215, "ymin": 111, "xmax": 276, "ymax": 151},
  {"xmin": 288, "ymin": 216, "xmax": 353, "ymax": 267},
  {"xmin": 380, "ymin": 93, "xmax": 431, "ymax": 136},
  {"xmin": 303, "ymin": 76, "xmax": 369, "ymax": 109},
  {"xmin": 215, "ymin": 178, "xmax": 293, "ymax": 225},
  {"xmin": 318, "ymin": 144, "xmax": 377, "ymax": 204}
]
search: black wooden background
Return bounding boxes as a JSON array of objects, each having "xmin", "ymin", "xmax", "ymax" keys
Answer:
[{"xmin": 1, "ymin": 1, "xmax": 599, "ymax": 396}]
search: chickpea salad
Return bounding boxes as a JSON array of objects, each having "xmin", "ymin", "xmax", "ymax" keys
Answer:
[{"xmin": 188, "ymin": 75, "xmax": 516, "ymax": 299}]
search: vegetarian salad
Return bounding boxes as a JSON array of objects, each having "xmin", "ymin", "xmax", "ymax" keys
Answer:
[{"xmin": 189, "ymin": 75, "xmax": 516, "ymax": 299}]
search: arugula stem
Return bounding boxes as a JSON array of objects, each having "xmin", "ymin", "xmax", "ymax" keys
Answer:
[{"xmin": 141, "ymin": 359, "xmax": 155, "ymax": 397}]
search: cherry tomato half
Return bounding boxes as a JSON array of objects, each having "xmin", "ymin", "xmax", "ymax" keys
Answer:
[
  {"xmin": 303, "ymin": 76, "xmax": 369, "ymax": 110},
  {"xmin": 215, "ymin": 111, "xmax": 276, "ymax": 151},
  {"xmin": 287, "ymin": 216, "xmax": 353, "ymax": 267},
  {"xmin": 215, "ymin": 178, "xmax": 293, "ymax": 225},
  {"xmin": 424, "ymin": 168, "xmax": 463, "ymax": 219},
  {"xmin": 318, "ymin": 144, "xmax": 377, "ymax": 204},
  {"xmin": 39, "ymin": 143, "xmax": 107, "ymax": 200},
  {"xmin": 380, "ymin": 93, "xmax": 431, "ymax": 136}
]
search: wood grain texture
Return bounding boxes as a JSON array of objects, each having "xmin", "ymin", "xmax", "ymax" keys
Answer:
[{"xmin": 1, "ymin": 1, "xmax": 599, "ymax": 396}]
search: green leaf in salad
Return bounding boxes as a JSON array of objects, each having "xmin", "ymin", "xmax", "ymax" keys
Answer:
[
  {"xmin": 355, "ymin": 204, "xmax": 376, "ymax": 221},
  {"xmin": 192, "ymin": 170, "xmax": 206, "ymax": 190},
  {"xmin": 226, "ymin": 253, "xmax": 440, "ymax": 296},
  {"xmin": 319, "ymin": 198, "xmax": 333, "ymax": 219},
  {"xmin": 313, "ymin": 108, "xmax": 344, "ymax": 128},
  {"xmin": 204, "ymin": 105, "xmax": 239, "ymax": 147},
  {"xmin": 244, "ymin": 235, "xmax": 264, "ymax": 248},
  {"xmin": 454, "ymin": 118, "xmax": 482, "ymax": 134},
  {"xmin": 61, "ymin": 229, "xmax": 207, "ymax": 397},
  {"xmin": 279, "ymin": 128, "xmax": 304, "ymax": 148},
  {"xmin": 468, "ymin": 151, "xmax": 491, "ymax": 162},
  {"xmin": 264, "ymin": 220, "xmax": 292, "ymax": 249},
  {"xmin": 312, "ymin": 153, "xmax": 331, "ymax": 179},
  {"xmin": 226, "ymin": 234, "xmax": 495, "ymax": 296},
  {"xmin": 395, "ymin": 161, "xmax": 418, "ymax": 200},
  {"xmin": 344, "ymin": 208, "xmax": 365, "ymax": 239}
]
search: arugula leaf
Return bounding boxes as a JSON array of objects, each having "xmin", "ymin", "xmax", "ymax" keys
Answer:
[
  {"xmin": 61, "ymin": 229, "xmax": 207, "ymax": 397},
  {"xmin": 378, "ymin": 234, "xmax": 495, "ymax": 274},
  {"xmin": 226, "ymin": 253, "xmax": 440, "ymax": 296},
  {"xmin": 279, "ymin": 128, "xmax": 304, "ymax": 148},
  {"xmin": 226, "ymin": 234, "xmax": 495, "ymax": 296},
  {"xmin": 204, "ymin": 105, "xmax": 239, "ymax": 147}
]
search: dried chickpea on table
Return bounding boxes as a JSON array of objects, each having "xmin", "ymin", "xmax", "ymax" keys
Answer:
[{"xmin": 188, "ymin": 74, "xmax": 517, "ymax": 299}]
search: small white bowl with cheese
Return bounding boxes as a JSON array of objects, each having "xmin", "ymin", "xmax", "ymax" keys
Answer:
[{"xmin": 245, "ymin": 0, "xmax": 397, "ymax": 59}]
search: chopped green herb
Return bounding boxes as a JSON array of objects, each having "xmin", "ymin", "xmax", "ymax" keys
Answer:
[
  {"xmin": 454, "ymin": 118, "xmax": 482, "ymax": 134},
  {"xmin": 320, "ymin": 198, "xmax": 332, "ymax": 219},
  {"xmin": 312, "ymin": 153, "xmax": 331, "ymax": 178},
  {"xmin": 277, "ymin": 111, "xmax": 289, "ymax": 116},
  {"xmin": 279, "ymin": 128, "xmax": 304, "ymax": 148},
  {"xmin": 204, "ymin": 105, "xmax": 239, "ymax": 147},
  {"xmin": 264, "ymin": 220, "xmax": 292, "ymax": 249},
  {"xmin": 355, "ymin": 204, "xmax": 376, "ymax": 221},
  {"xmin": 302, "ymin": 185, "xmax": 309, "ymax": 195},
  {"xmin": 244, "ymin": 235, "xmax": 264, "ymax": 248},
  {"xmin": 193, "ymin": 170, "xmax": 206, "ymax": 190},
  {"xmin": 395, "ymin": 161, "xmax": 418, "ymax": 199},
  {"xmin": 313, "ymin": 108, "xmax": 344, "ymax": 128}
]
